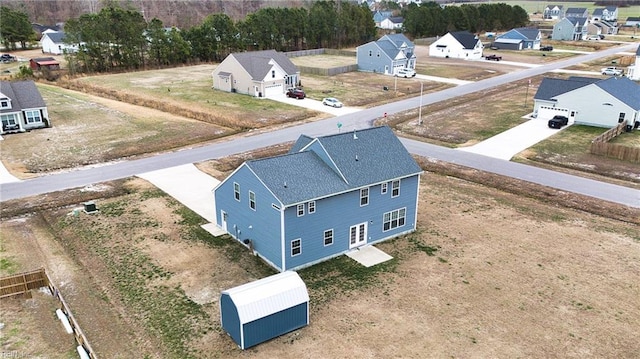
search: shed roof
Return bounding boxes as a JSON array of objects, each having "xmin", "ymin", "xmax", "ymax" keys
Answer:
[
  {"xmin": 231, "ymin": 50, "xmax": 298, "ymax": 80},
  {"xmin": 449, "ymin": 31, "xmax": 480, "ymax": 50},
  {"xmin": 246, "ymin": 126, "xmax": 422, "ymax": 206},
  {"xmin": 0, "ymin": 80, "xmax": 46, "ymax": 113},
  {"xmin": 221, "ymin": 271, "xmax": 308, "ymax": 324}
]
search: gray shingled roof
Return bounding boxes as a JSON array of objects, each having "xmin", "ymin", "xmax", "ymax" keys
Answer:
[
  {"xmin": 450, "ymin": 31, "xmax": 479, "ymax": 50},
  {"xmin": 595, "ymin": 77, "xmax": 640, "ymax": 110},
  {"xmin": 231, "ymin": 50, "xmax": 298, "ymax": 80},
  {"xmin": 0, "ymin": 80, "xmax": 46, "ymax": 113},
  {"xmin": 565, "ymin": 8, "xmax": 587, "ymax": 16},
  {"xmin": 44, "ymin": 31, "xmax": 66, "ymax": 44},
  {"xmin": 592, "ymin": 8, "xmax": 604, "ymax": 16},
  {"xmin": 247, "ymin": 126, "xmax": 422, "ymax": 205},
  {"xmin": 533, "ymin": 77, "xmax": 594, "ymax": 100},
  {"xmin": 387, "ymin": 16, "xmax": 403, "ymax": 24},
  {"xmin": 513, "ymin": 28, "xmax": 540, "ymax": 40},
  {"xmin": 568, "ymin": 17, "xmax": 588, "ymax": 26}
]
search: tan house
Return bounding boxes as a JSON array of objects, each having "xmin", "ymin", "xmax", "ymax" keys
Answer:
[{"xmin": 211, "ymin": 50, "xmax": 300, "ymax": 98}]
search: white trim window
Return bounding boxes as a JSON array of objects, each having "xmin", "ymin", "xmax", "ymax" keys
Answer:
[
  {"xmin": 1, "ymin": 114, "xmax": 18, "ymax": 127},
  {"xmin": 383, "ymin": 208, "xmax": 406, "ymax": 231},
  {"xmin": 24, "ymin": 110, "xmax": 42, "ymax": 124},
  {"xmin": 323, "ymin": 229, "xmax": 333, "ymax": 246},
  {"xmin": 233, "ymin": 182, "xmax": 240, "ymax": 201},
  {"xmin": 381, "ymin": 182, "xmax": 388, "ymax": 194},
  {"xmin": 392, "ymin": 180, "xmax": 400, "ymax": 197},
  {"xmin": 360, "ymin": 187, "xmax": 369, "ymax": 206},
  {"xmin": 297, "ymin": 203, "xmax": 305, "ymax": 217},
  {"xmin": 249, "ymin": 191, "xmax": 256, "ymax": 210},
  {"xmin": 308, "ymin": 201, "xmax": 316, "ymax": 214},
  {"xmin": 291, "ymin": 238, "xmax": 301, "ymax": 256}
]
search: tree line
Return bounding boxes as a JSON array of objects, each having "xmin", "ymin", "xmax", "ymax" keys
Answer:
[{"xmin": 2, "ymin": 1, "xmax": 531, "ymax": 74}]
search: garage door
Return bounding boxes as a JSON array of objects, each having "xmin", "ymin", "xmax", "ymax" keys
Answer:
[
  {"xmin": 537, "ymin": 106, "xmax": 569, "ymax": 120},
  {"xmin": 264, "ymin": 83, "xmax": 283, "ymax": 97}
]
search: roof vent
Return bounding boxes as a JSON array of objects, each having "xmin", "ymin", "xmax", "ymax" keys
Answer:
[
  {"xmin": 355, "ymin": 155, "xmax": 359, "ymax": 161},
  {"xmin": 284, "ymin": 181, "xmax": 287, "ymax": 188},
  {"xmin": 353, "ymin": 130, "xmax": 358, "ymax": 140}
]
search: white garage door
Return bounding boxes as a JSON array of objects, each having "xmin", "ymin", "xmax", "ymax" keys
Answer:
[
  {"xmin": 538, "ymin": 106, "xmax": 569, "ymax": 120},
  {"xmin": 264, "ymin": 83, "xmax": 283, "ymax": 97}
]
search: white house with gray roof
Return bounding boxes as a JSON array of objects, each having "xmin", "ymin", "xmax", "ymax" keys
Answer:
[
  {"xmin": 356, "ymin": 34, "xmax": 416, "ymax": 75},
  {"xmin": 1, "ymin": 80, "xmax": 50, "ymax": 135},
  {"xmin": 429, "ymin": 31, "xmax": 483, "ymax": 60},
  {"xmin": 40, "ymin": 30, "xmax": 77, "ymax": 55},
  {"xmin": 625, "ymin": 45, "xmax": 640, "ymax": 81},
  {"xmin": 591, "ymin": 7, "xmax": 618, "ymax": 22},
  {"xmin": 533, "ymin": 76, "xmax": 640, "ymax": 129},
  {"xmin": 213, "ymin": 126, "xmax": 423, "ymax": 272},
  {"xmin": 212, "ymin": 50, "xmax": 300, "ymax": 98}
]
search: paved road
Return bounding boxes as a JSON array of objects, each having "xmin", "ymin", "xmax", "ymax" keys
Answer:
[{"xmin": 1, "ymin": 43, "xmax": 639, "ymax": 208}]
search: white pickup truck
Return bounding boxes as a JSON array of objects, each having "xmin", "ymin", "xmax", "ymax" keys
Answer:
[{"xmin": 601, "ymin": 67, "xmax": 623, "ymax": 76}]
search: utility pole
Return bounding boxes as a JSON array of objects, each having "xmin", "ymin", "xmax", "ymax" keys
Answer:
[{"xmin": 418, "ymin": 82, "xmax": 424, "ymax": 125}]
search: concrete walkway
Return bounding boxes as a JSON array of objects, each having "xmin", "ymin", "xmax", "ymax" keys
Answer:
[
  {"xmin": 346, "ymin": 245, "xmax": 393, "ymax": 267},
  {"xmin": 137, "ymin": 164, "xmax": 225, "ymax": 236},
  {"xmin": 459, "ymin": 115, "xmax": 572, "ymax": 160}
]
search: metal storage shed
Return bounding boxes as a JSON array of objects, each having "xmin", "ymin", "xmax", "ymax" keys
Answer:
[{"xmin": 220, "ymin": 271, "xmax": 309, "ymax": 349}]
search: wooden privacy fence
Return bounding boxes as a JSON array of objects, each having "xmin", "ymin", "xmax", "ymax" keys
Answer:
[
  {"xmin": 297, "ymin": 64, "xmax": 359, "ymax": 76},
  {"xmin": 590, "ymin": 122, "xmax": 640, "ymax": 163},
  {"xmin": 0, "ymin": 268, "xmax": 98, "ymax": 359}
]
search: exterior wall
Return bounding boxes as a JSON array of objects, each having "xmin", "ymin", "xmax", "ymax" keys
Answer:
[
  {"xmin": 212, "ymin": 56, "xmax": 253, "ymax": 95},
  {"xmin": 357, "ymin": 42, "xmax": 392, "ymax": 73},
  {"xmin": 380, "ymin": 19, "xmax": 402, "ymax": 30},
  {"xmin": 257, "ymin": 63, "xmax": 287, "ymax": 97},
  {"xmin": 552, "ymin": 19, "xmax": 585, "ymax": 40},
  {"xmin": 214, "ymin": 165, "xmax": 284, "ymax": 270},
  {"xmin": 429, "ymin": 34, "xmax": 463, "ymax": 58},
  {"xmin": 494, "ymin": 41, "xmax": 522, "ymax": 51},
  {"xmin": 242, "ymin": 303, "xmax": 308, "ymax": 349},
  {"xmin": 21, "ymin": 107, "xmax": 49, "ymax": 130},
  {"xmin": 220, "ymin": 294, "xmax": 242, "ymax": 348},
  {"xmin": 554, "ymin": 86, "xmax": 637, "ymax": 128},
  {"xmin": 282, "ymin": 175, "xmax": 420, "ymax": 271}
]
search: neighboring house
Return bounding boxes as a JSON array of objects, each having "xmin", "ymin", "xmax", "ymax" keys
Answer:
[
  {"xmin": 626, "ymin": 45, "xmax": 640, "ymax": 81},
  {"xmin": 492, "ymin": 27, "xmax": 541, "ymax": 50},
  {"xmin": 29, "ymin": 57, "xmax": 60, "ymax": 71},
  {"xmin": 552, "ymin": 17, "xmax": 588, "ymax": 41},
  {"xmin": 40, "ymin": 30, "xmax": 77, "ymax": 55},
  {"xmin": 587, "ymin": 23, "xmax": 604, "ymax": 36},
  {"xmin": 533, "ymin": 76, "xmax": 640, "ymax": 128},
  {"xmin": 212, "ymin": 126, "xmax": 423, "ymax": 272},
  {"xmin": 543, "ymin": 5, "xmax": 564, "ymax": 20},
  {"xmin": 591, "ymin": 7, "xmax": 618, "ymax": 22},
  {"xmin": 625, "ymin": 17, "xmax": 640, "ymax": 27},
  {"xmin": 0, "ymin": 80, "xmax": 50, "ymax": 135},
  {"xmin": 211, "ymin": 50, "xmax": 300, "ymax": 98},
  {"xmin": 356, "ymin": 33, "xmax": 416, "ymax": 75},
  {"xmin": 372, "ymin": 10, "xmax": 393, "ymax": 27},
  {"xmin": 592, "ymin": 20, "xmax": 618, "ymax": 35},
  {"xmin": 380, "ymin": 16, "xmax": 403, "ymax": 30},
  {"xmin": 428, "ymin": 31, "xmax": 483, "ymax": 60},
  {"xmin": 564, "ymin": 7, "xmax": 589, "ymax": 19}
]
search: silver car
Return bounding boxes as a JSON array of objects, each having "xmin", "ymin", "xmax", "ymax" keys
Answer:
[{"xmin": 322, "ymin": 97, "xmax": 343, "ymax": 108}]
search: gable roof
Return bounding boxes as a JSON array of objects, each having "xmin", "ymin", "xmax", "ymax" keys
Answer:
[
  {"xmin": 246, "ymin": 126, "xmax": 422, "ymax": 205},
  {"xmin": 386, "ymin": 16, "xmax": 404, "ymax": 24},
  {"xmin": 373, "ymin": 34, "xmax": 415, "ymax": 61},
  {"xmin": 595, "ymin": 77, "xmax": 640, "ymax": 109},
  {"xmin": 568, "ymin": 17, "xmax": 588, "ymax": 26},
  {"xmin": 533, "ymin": 77, "xmax": 596, "ymax": 101},
  {"xmin": 449, "ymin": 31, "xmax": 480, "ymax": 50},
  {"xmin": 231, "ymin": 50, "xmax": 298, "ymax": 80},
  {"xmin": 545, "ymin": 4, "xmax": 563, "ymax": 10},
  {"xmin": 565, "ymin": 7, "xmax": 587, "ymax": 16},
  {"xmin": 43, "ymin": 31, "xmax": 66, "ymax": 44},
  {"xmin": 497, "ymin": 27, "xmax": 540, "ymax": 41},
  {"xmin": 592, "ymin": 8, "xmax": 604, "ymax": 16},
  {"xmin": 380, "ymin": 33, "xmax": 414, "ymax": 49},
  {"xmin": 0, "ymin": 81, "xmax": 46, "ymax": 113}
]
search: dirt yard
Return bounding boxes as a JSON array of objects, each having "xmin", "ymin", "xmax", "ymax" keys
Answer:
[{"xmin": 1, "ymin": 160, "xmax": 638, "ymax": 358}]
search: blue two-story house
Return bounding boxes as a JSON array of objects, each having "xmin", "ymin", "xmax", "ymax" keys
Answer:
[
  {"xmin": 213, "ymin": 126, "xmax": 423, "ymax": 272},
  {"xmin": 356, "ymin": 34, "xmax": 416, "ymax": 75}
]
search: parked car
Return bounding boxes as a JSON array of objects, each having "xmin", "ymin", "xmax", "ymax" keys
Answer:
[
  {"xmin": 485, "ymin": 54, "xmax": 502, "ymax": 61},
  {"xmin": 286, "ymin": 88, "xmax": 305, "ymax": 99},
  {"xmin": 0, "ymin": 54, "xmax": 16, "ymax": 63},
  {"xmin": 587, "ymin": 36, "xmax": 600, "ymax": 41},
  {"xmin": 395, "ymin": 68, "xmax": 416, "ymax": 78},
  {"xmin": 601, "ymin": 67, "xmax": 623, "ymax": 76},
  {"xmin": 540, "ymin": 45, "xmax": 553, "ymax": 51},
  {"xmin": 548, "ymin": 115, "xmax": 569, "ymax": 129},
  {"xmin": 322, "ymin": 97, "xmax": 343, "ymax": 108}
]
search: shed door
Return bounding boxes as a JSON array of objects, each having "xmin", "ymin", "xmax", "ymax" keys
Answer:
[{"xmin": 349, "ymin": 222, "xmax": 367, "ymax": 249}]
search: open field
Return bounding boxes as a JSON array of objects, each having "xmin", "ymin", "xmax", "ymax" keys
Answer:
[
  {"xmin": 290, "ymin": 54, "xmax": 356, "ymax": 68},
  {"xmin": 471, "ymin": 1, "xmax": 640, "ymax": 20},
  {"xmin": 1, "ymin": 156, "xmax": 639, "ymax": 358}
]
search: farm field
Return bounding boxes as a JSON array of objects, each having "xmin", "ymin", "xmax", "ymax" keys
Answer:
[
  {"xmin": 468, "ymin": 1, "xmax": 640, "ymax": 20},
  {"xmin": 1, "ymin": 158, "xmax": 639, "ymax": 358}
]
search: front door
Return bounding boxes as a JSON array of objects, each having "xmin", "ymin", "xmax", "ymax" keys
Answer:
[
  {"xmin": 221, "ymin": 210, "xmax": 227, "ymax": 232},
  {"xmin": 349, "ymin": 222, "xmax": 367, "ymax": 249}
]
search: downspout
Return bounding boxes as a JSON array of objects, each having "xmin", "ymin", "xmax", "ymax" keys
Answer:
[
  {"xmin": 414, "ymin": 174, "xmax": 421, "ymax": 230},
  {"xmin": 281, "ymin": 206, "xmax": 286, "ymax": 271}
]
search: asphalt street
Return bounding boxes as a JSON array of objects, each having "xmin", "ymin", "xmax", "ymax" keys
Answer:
[{"xmin": 1, "ymin": 43, "xmax": 638, "ymax": 208}]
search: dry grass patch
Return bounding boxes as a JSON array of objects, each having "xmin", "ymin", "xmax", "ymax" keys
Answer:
[
  {"xmin": 0, "ymin": 84, "xmax": 229, "ymax": 177},
  {"xmin": 290, "ymin": 54, "xmax": 356, "ymax": 68}
]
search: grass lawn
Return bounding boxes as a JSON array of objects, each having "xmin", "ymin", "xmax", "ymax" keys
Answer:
[{"xmin": 290, "ymin": 54, "xmax": 356, "ymax": 68}]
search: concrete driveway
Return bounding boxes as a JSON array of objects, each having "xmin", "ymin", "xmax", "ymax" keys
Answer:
[
  {"xmin": 268, "ymin": 93, "xmax": 361, "ymax": 116},
  {"xmin": 458, "ymin": 114, "xmax": 573, "ymax": 160}
]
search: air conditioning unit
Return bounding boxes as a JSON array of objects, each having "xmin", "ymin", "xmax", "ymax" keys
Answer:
[{"xmin": 83, "ymin": 201, "xmax": 98, "ymax": 214}]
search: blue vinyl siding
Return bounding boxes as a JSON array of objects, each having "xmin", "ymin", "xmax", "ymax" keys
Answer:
[
  {"xmin": 215, "ymin": 165, "xmax": 283, "ymax": 269},
  {"xmin": 220, "ymin": 294, "xmax": 241, "ymax": 347},
  {"xmin": 283, "ymin": 174, "xmax": 419, "ymax": 270},
  {"xmin": 357, "ymin": 42, "xmax": 391, "ymax": 73},
  {"xmin": 242, "ymin": 303, "xmax": 308, "ymax": 349}
]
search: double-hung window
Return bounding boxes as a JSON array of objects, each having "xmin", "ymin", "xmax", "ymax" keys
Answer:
[
  {"xmin": 233, "ymin": 182, "xmax": 240, "ymax": 201},
  {"xmin": 249, "ymin": 191, "xmax": 256, "ymax": 210},
  {"xmin": 291, "ymin": 239, "xmax": 301, "ymax": 256},
  {"xmin": 308, "ymin": 201, "xmax": 316, "ymax": 214},
  {"xmin": 392, "ymin": 180, "xmax": 400, "ymax": 197},
  {"xmin": 297, "ymin": 204, "xmax": 305, "ymax": 217},
  {"xmin": 381, "ymin": 182, "xmax": 388, "ymax": 194},
  {"xmin": 323, "ymin": 229, "xmax": 333, "ymax": 246},
  {"xmin": 360, "ymin": 188, "xmax": 369, "ymax": 206}
]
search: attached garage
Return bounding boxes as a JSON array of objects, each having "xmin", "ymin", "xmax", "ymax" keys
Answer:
[
  {"xmin": 263, "ymin": 83, "xmax": 283, "ymax": 98},
  {"xmin": 537, "ymin": 105, "xmax": 570, "ymax": 120},
  {"xmin": 220, "ymin": 271, "xmax": 309, "ymax": 350}
]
